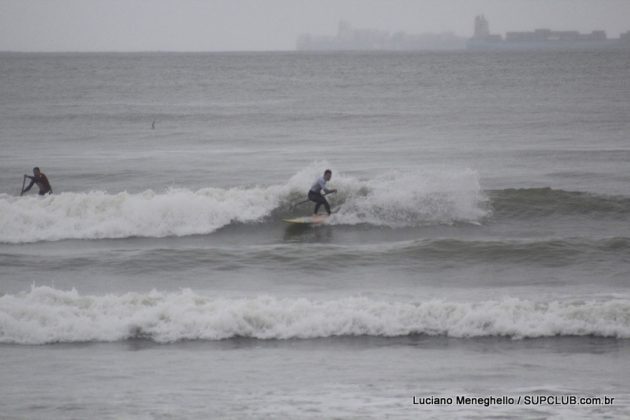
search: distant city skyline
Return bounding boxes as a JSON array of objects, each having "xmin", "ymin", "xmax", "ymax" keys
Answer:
[
  {"xmin": 467, "ymin": 14, "xmax": 630, "ymax": 50},
  {"xmin": 297, "ymin": 20, "xmax": 467, "ymax": 51},
  {"xmin": 297, "ymin": 18, "xmax": 630, "ymax": 52},
  {"xmin": 1, "ymin": 0, "xmax": 630, "ymax": 52}
]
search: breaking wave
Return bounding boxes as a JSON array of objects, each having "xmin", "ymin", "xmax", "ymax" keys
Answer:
[
  {"xmin": 0, "ymin": 165, "xmax": 486, "ymax": 243},
  {"xmin": 1, "ymin": 287, "xmax": 629, "ymax": 344}
]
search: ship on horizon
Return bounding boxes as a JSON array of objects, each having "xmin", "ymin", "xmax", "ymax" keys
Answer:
[{"xmin": 467, "ymin": 15, "xmax": 630, "ymax": 51}]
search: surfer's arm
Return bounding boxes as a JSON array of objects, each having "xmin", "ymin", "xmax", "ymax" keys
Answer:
[{"xmin": 21, "ymin": 176, "xmax": 35, "ymax": 195}]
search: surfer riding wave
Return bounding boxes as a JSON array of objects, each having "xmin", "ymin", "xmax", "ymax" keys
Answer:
[{"xmin": 308, "ymin": 169, "xmax": 337, "ymax": 215}]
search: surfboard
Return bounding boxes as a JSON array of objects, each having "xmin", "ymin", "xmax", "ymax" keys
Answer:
[{"xmin": 282, "ymin": 214, "xmax": 329, "ymax": 225}]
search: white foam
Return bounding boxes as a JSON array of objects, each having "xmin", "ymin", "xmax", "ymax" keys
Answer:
[
  {"xmin": 331, "ymin": 168, "xmax": 488, "ymax": 227},
  {"xmin": 1, "ymin": 287, "xmax": 628, "ymax": 344},
  {"xmin": 0, "ymin": 186, "xmax": 283, "ymax": 243},
  {"xmin": 0, "ymin": 165, "xmax": 487, "ymax": 243}
]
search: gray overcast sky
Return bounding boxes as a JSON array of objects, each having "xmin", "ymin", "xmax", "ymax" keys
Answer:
[{"xmin": 1, "ymin": 0, "xmax": 629, "ymax": 52}]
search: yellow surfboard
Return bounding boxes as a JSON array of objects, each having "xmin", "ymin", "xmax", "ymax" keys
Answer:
[{"xmin": 282, "ymin": 214, "xmax": 329, "ymax": 225}]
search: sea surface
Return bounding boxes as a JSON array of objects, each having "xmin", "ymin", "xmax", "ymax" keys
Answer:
[{"xmin": 1, "ymin": 50, "xmax": 629, "ymax": 419}]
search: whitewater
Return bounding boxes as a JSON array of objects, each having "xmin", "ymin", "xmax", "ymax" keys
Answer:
[
  {"xmin": 0, "ymin": 166, "xmax": 487, "ymax": 243},
  {"xmin": 2, "ymin": 286, "xmax": 629, "ymax": 345}
]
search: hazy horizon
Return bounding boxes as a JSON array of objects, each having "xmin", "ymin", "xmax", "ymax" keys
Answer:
[{"xmin": 1, "ymin": 0, "xmax": 630, "ymax": 52}]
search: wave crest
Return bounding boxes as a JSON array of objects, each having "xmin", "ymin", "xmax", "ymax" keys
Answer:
[
  {"xmin": 0, "ymin": 166, "xmax": 487, "ymax": 243},
  {"xmin": 1, "ymin": 287, "xmax": 628, "ymax": 344},
  {"xmin": 0, "ymin": 187, "xmax": 281, "ymax": 243},
  {"xmin": 332, "ymin": 168, "xmax": 487, "ymax": 226}
]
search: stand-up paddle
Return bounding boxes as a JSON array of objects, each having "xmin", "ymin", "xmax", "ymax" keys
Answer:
[{"xmin": 19, "ymin": 175, "xmax": 27, "ymax": 196}]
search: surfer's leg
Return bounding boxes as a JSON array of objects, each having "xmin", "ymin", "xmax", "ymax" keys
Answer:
[
  {"xmin": 309, "ymin": 191, "xmax": 326, "ymax": 215},
  {"xmin": 323, "ymin": 199, "xmax": 331, "ymax": 215}
]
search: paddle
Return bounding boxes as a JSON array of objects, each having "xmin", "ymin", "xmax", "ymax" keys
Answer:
[
  {"xmin": 291, "ymin": 191, "xmax": 336, "ymax": 209},
  {"xmin": 19, "ymin": 174, "xmax": 27, "ymax": 196}
]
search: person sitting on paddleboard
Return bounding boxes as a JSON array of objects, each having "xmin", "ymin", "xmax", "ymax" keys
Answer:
[
  {"xmin": 21, "ymin": 167, "xmax": 53, "ymax": 196},
  {"xmin": 308, "ymin": 169, "xmax": 337, "ymax": 215}
]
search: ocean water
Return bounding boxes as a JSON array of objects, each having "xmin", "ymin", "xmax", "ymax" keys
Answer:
[{"xmin": 1, "ymin": 50, "xmax": 630, "ymax": 419}]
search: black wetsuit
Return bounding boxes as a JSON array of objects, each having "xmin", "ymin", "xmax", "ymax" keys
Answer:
[
  {"xmin": 308, "ymin": 190, "xmax": 330, "ymax": 215},
  {"xmin": 23, "ymin": 174, "xmax": 53, "ymax": 195}
]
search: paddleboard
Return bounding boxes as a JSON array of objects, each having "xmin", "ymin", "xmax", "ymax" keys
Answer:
[{"xmin": 283, "ymin": 214, "xmax": 329, "ymax": 225}]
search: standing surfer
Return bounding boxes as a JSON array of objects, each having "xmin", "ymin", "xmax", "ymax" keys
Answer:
[
  {"xmin": 21, "ymin": 167, "xmax": 53, "ymax": 196},
  {"xmin": 308, "ymin": 169, "xmax": 337, "ymax": 215}
]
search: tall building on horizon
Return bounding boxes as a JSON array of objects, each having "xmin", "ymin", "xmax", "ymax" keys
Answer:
[{"xmin": 473, "ymin": 15, "xmax": 490, "ymax": 39}]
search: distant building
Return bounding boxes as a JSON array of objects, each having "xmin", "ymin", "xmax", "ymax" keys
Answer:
[
  {"xmin": 297, "ymin": 21, "xmax": 466, "ymax": 51},
  {"xmin": 297, "ymin": 18, "xmax": 629, "ymax": 52},
  {"xmin": 505, "ymin": 29, "xmax": 608, "ymax": 43},
  {"xmin": 470, "ymin": 15, "xmax": 502, "ymax": 45},
  {"xmin": 616, "ymin": 30, "xmax": 630, "ymax": 44},
  {"xmin": 473, "ymin": 15, "xmax": 490, "ymax": 38},
  {"xmin": 467, "ymin": 16, "xmax": 629, "ymax": 50}
]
